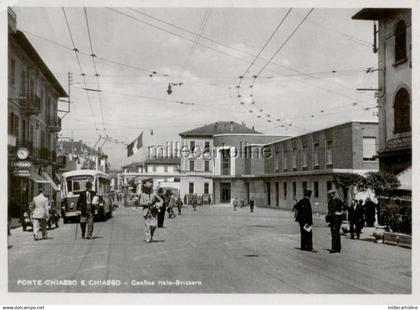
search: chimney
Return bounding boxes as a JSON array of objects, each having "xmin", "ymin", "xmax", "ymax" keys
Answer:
[{"xmin": 230, "ymin": 121, "xmax": 234, "ymax": 132}]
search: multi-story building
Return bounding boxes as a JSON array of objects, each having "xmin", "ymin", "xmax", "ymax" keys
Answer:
[
  {"xmin": 178, "ymin": 121, "xmax": 266, "ymax": 201},
  {"xmin": 246, "ymin": 121, "xmax": 379, "ymax": 213},
  {"xmin": 8, "ymin": 8, "xmax": 68, "ymax": 217},
  {"xmin": 212, "ymin": 133, "xmax": 287, "ymax": 203},
  {"xmin": 352, "ymin": 9, "xmax": 411, "ymax": 176}
]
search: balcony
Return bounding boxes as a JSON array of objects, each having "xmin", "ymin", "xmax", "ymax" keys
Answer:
[
  {"xmin": 23, "ymin": 94, "xmax": 41, "ymax": 115},
  {"xmin": 47, "ymin": 117, "xmax": 62, "ymax": 132}
]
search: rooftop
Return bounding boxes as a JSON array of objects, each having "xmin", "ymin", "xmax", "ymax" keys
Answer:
[
  {"xmin": 10, "ymin": 31, "xmax": 68, "ymax": 97},
  {"xmin": 144, "ymin": 157, "xmax": 181, "ymax": 165},
  {"xmin": 179, "ymin": 121, "xmax": 261, "ymax": 138},
  {"xmin": 352, "ymin": 8, "xmax": 407, "ymax": 20}
]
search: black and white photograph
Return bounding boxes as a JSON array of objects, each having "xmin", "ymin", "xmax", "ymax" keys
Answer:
[{"xmin": 2, "ymin": 0, "xmax": 418, "ymax": 305}]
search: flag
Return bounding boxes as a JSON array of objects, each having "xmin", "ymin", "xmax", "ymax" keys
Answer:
[{"xmin": 127, "ymin": 131, "xmax": 143, "ymax": 157}]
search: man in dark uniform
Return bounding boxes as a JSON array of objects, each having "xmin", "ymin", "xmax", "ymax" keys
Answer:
[
  {"xmin": 157, "ymin": 188, "xmax": 166, "ymax": 228},
  {"xmin": 348, "ymin": 199, "xmax": 364, "ymax": 239},
  {"xmin": 327, "ymin": 189, "xmax": 344, "ymax": 253},
  {"xmin": 295, "ymin": 189, "xmax": 316, "ymax": 252},
  {"xmin": 76, "ymin": 181, "xmax": 97, "ymax": 239}
]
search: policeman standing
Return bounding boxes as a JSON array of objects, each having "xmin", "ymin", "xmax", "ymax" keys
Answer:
[
  {"xmin": 295, "ymin": 189, "xmax": 316, "ymax": 252},
  {"xmin": 327, "ymin": 189, "xmax": 344, "ymax": 253}
]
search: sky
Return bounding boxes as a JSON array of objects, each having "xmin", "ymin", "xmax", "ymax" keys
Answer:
[{"xmin": 12, "ymin": 6, "xmax": 378, "ymax": 169}]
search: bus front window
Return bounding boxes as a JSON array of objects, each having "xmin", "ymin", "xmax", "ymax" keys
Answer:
[{"xmin": 66, "ymin": 177, "xmax": 94, "ymax": 194}]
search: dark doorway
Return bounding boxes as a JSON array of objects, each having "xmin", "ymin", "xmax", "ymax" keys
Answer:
[
  {"xmin": 275, "ymin": 182, "xmax": 279, "ymax": 206},
  {"xmin": 246, "ymin": 182, "xmax": 250, "ymax": 203},
  {"xmin": 266, "ymin": 182, "xmax": 271, "ymax": 206},
  {"xmin": 220, "ymin": 182, "xmax": 231, "ymax": 203}
]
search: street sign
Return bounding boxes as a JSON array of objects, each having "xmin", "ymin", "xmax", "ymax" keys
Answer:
[
  {"xmin": 12, "ymin": 161, "xmax": 32, "ymax": 168},
  {"xmin": 13, "ymin": 169, "xmax": 30, "ymax": 177}
]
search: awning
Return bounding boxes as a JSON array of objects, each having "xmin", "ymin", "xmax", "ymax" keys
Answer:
[
  {"xmin": 42, "ymin": 172, "xmax": 60, "ymax": 191},
  {"xmin": 397, "ymin": 166, "xmax": 412, "ymax": 191},
  {"xmin": 30, "ymin": 172, "xmax": 49, "ymax": 184}
]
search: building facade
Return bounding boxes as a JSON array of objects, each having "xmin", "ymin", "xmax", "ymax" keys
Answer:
[
  {"xmin": 212, "ymin": 134, "xmax": 287, "ymax": 203},
  {"xmin": 8, "ymin": 8, "xmax": 68, "ymax": 217},
  {"xmin": 247, "ymin": 121, "xmax": 379, "ymax": 213},
  {"xmin": 353, "ymin": 9, "xmax": 411, "ymax": 175},
  {"xmin": 178, "ymin": 121, "xmax": 266, "ymax": 201}
]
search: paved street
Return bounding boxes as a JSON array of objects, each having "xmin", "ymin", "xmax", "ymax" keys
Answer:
[{"xmin": 8, "ymin": 204, "xmax": 411, "ymax": 294}]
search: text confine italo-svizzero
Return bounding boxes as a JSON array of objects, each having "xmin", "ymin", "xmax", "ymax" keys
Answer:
[{"xmin": 16, "ymin": 279, "xmax": 202, "ymax": 287}]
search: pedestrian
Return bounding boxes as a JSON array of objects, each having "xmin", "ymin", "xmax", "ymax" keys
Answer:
[
  {"xmin": 326, "ymin": 189, "xmax": 345, "ymax": 253},
  {"xmin": 176, "ymin": 196, "xmax": 183, "ymax": 215},
  {"xmin": 233, "ymin": 197, "xmax": 238, "ymax": 211},
  {"xmin": 166, "ymin": 190, "xmax": 176, "ymax": 219},
  {"xmin": 76, "ymin": 181, "xmax": 98, "ymax": 240},
  {"xmin": 348, "ymin": 199, "xmax": 364, "ymax": 239},
  {"xmin": 240, "ymin": 199, "xmax": 245, "ymax": 208},
  {"xmin": 294, "ymin": 189, "xmax": 316, "ymax": 252},
  {"xmin": 249, "ymin": 198, "xmax": 255, "ymax": 213},
  {"xmin": 31, "ymin": 189, "xmax": 49, "ymax": 241},
  {"xmin": 139, "ymin": 179, "xmax": 163, "ymax": 243},
  {"xmin": 364, "ymin": 197, "xmax": 376, "ymax": 227},
  {"xmin": 133, "ymin": 195, "xmax": 139, "ymax": 210},
  {"xmin": 157, "ymin": 188, "xmax": 166, "ymax": 227},
  {"xmin": 192, "ymin": 194, "xmax": 198, "ymax": 211}
]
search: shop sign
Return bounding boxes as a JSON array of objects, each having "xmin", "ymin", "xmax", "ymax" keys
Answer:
[
  {"xmin": 12, "ymin": 161, "xmax": 32, "ymax": 168},
  {"xmin": 13, "ymin": 169, "xmax": 31, "ymax": 177}
]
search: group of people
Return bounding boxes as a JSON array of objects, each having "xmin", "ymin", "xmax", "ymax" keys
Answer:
[
  {"xmin": 294, "ymin": 188, "xmax": 359, "ymax": 254},
  {"xmin": 232, "ymin": 197, "xmax": 255, "ymax": 213},
  {"xmin": 137, "ymin": 178, "xmax": 183, "ymax": 243}
]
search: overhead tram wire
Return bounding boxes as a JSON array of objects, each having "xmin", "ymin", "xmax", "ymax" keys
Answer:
[
  {"xmin": 22, "ymin": 23, "xmax": 374, "ymax": 106},
  {"xmin": 26, "ymin": 12, "xmax": 376, "ymax": 120},
  {"xmin": 256, "ymin": 8, "xmax": 314, "ymax": 77},
  {"xmin": 126, "ymin": 8, "xmax": 373, "ymax": 101},
  {"xmin": 84, "ymin": 7, "xmax": 106, "ymax": 132},
  {"xmin": 62, "ymin": 7, "xmax": 99, "ymax": 132},
  {"xmin": 242, "ymin": 8, "xmax": 292, "ymax": 77},
  {"xmin": 179, "ymin": 8, "xmax": 212, "ymax": 79}
]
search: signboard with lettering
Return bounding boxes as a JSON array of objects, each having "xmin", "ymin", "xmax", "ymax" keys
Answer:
[
  {"xmin": 12, "ymin": 161, "xmax": 32, "ymax": 168},
  {"xmin": 13, "ymin": 169, "xmax": 31, "ymax": 177}
]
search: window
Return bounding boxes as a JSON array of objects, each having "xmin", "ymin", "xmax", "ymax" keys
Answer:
[
  {"xmin": 327, "ymin": 181, "xmax": 332, "ymax": 192},
  {"xmin": 189, "ymin": 182, "xmax": 194, "ymax": 194},
  {"xmin": 221, "ymin": 149, "xmax": 230, "ymax": 175},
  {"xmin": 292, "ymin": 148, "xmax": 297, "ymax": 169},
  {"xmin": 314, "ymin": 181, "xmax": 319, "ymax": 198},
  {"xmin": 204, "ymin": 141, "xmax": 210, "ymax": 152},
  {"xmin": 363, "ymin": 137, "xmax": 377, "ymax": 161},
  {"xmin": 395, "ymin": 20, "xmax": 407, "ymax": 63},
  {"xmin": 190, "ymin": 141, "xmax": 195, "ymax": 153},
  {"xmin": 189, "ymin": 160, "xmax": 195, "ymax": 172},
  {"xmin": 204, "ymin": 183, "xmax": 209, "ymax": 194},
  {"xmin": 292, "ymin": 182, "xmax": 297, "ymax": 200},
  {"xmin": 164, "ymin": 166, "xmax": 168, "ymax": 172},
  {"xmin": 313, "ymin": 143, "xmax": 319, "ymax": 167},
  {"xmin": 394, "ymin": 88, "xmax": 411, "ymax": 133},
  {"xmin": 283, "ymin": 182, "xmax": 287, "ymax": 200},
  {"xmin": 10, "ymin": 58, "xmax": 15, "ymax": 86},
  {"xmin": 204, "ymin": 160, "xmax": 210, "ymax": 172},
  {"xmin": 20, "ymin": 70, "xmax": 26, "ymax": 96},
  {"xmin": 152, "ymin": 165, "xmax": 157, "ymax": 172},
  {"xmin": 326, "ymin": 141, "xmax": 333, "ymax": 166},
  {"xmin": 174, "ymin": 177, "xmax": 180, "ymax": 182},
  {"xmin": 302, "ymin": 147, "xmax": 307, "ymax": 168},
  {"xmin": 283, "ymin": 150, "xmax": 288, "ymax": 170},
  {"xmin": 302, "ymin": 181, "xmax": 307, "ymax": 196}
]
